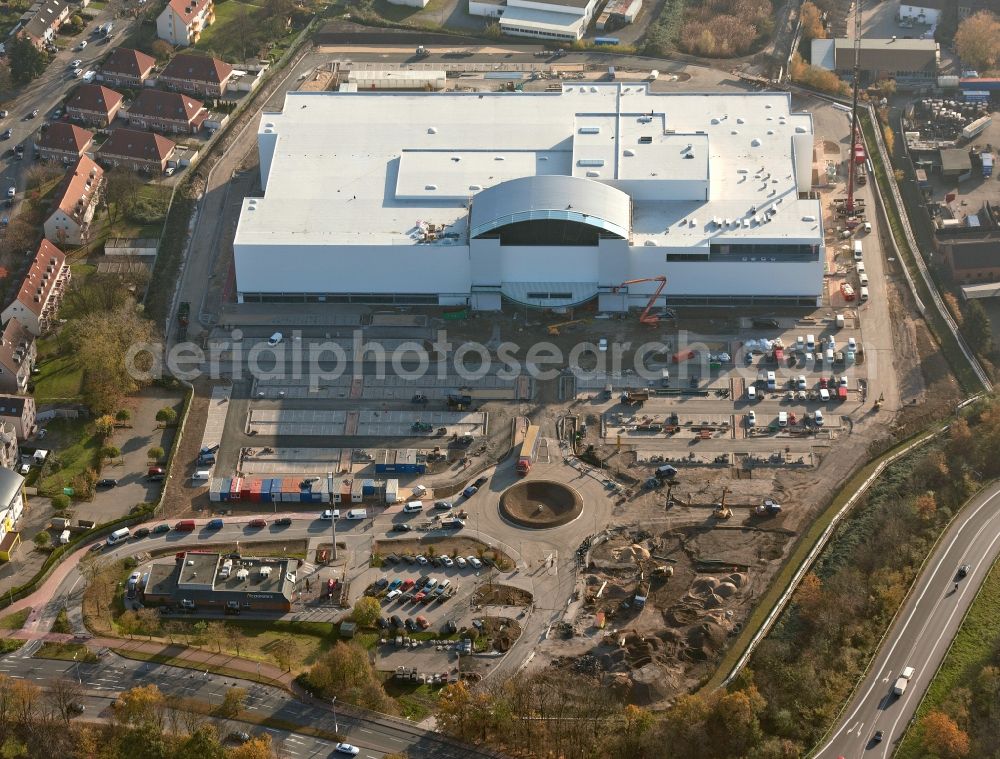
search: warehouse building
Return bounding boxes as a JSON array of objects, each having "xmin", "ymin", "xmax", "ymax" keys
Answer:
[
  {"xmin": 810, "ymin": 38, "xmax": 939, "ymax": 88},
  {"xmin": 143, "ymin": 551, "xmax": 295, "ymax": 612},
  {"xmin": 234, "ymin": 85, "xmax": 824, "ymax": 310}
]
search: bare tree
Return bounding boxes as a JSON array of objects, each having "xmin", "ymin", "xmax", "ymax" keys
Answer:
[{"xmin": 47, "ymin": 678, "xmax": 84, "ymax": 724}]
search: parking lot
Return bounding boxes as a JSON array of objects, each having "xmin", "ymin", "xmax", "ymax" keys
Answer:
[{"xmin": 245, "ymin": 408, "xmax": 489, "ymax": 438}]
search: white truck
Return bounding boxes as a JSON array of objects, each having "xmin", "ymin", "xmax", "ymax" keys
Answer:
[{"xmin": 893, "ymin": 666, "xmax": 915, "ymax": 696}]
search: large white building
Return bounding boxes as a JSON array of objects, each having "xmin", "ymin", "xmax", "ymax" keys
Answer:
[
  {"xmin": 468, "ymin": 0, "xmax": 599, "ymax": 41},
  {"xmin": 234, "ymin": 85, "xmax": 824, "ymax": 311}
]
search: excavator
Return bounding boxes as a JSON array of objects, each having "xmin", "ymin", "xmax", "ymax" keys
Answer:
[
  {"xmin": 612, "ymin": 276, "xmax": 667, "ymax": 326},
  {"xmin": 548, "ymin": 319, "xmax": 587, "ymax": 336},
  {"xmin": 712, "ymin": 487, "xmax": 732, "ymax": 520}
]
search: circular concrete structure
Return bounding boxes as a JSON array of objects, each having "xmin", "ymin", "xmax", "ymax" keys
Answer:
[{"xmin": 499, "ymin": 480, "xmax": 583, "ymax": 529}]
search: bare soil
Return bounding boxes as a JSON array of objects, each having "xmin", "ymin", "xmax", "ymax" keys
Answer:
[
  {"xmin": 471, "ymin": 584, "xmax": 533, "ymax": 606},
  {"xmin": 499, "ymin": 480, "xmax": 583, "ymax": 528}
]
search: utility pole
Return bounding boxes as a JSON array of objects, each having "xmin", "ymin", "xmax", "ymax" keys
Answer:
[{"xmin": 327, "ymin": 471, "xmax": 337, "ymax": 562}]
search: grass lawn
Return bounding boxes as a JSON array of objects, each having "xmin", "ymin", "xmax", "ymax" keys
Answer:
[
  {"xmin": 31, "ymin": 340, "xmax": 84, "ymax": 404},
  {"xmin": 34, "ymin": 642, "xmax": 98, "ymax": 662},
  {"xmin": 0, "ymin": 608, "xmax": 30, "ymax": 630},
  {"xmin": 382, "ymin": 678, "xmax": 440, "ymax": 720},
  {"xmin": 0, "ymin": 0, "xmax": 29, "ymax": 38},
  {"xmin": 88, "ymin": 0, "xmax": 108, "ymax": 8},
  {"xmin": 0, "ymin": 639, "xmax": 24, "ymax": 655},
  {"xmin": 196, "ymin": 0, "xmax": 297, "ymax": 62},
  {"xmin": 896, "ymin": 555, "xmax": 1000, "ymax": 758},
  {"xmin": 36, "ymin": 417, "xmax": 101, "ymax": 497}
]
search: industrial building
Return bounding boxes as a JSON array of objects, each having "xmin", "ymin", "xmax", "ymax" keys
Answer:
[
  {"xmin": 811, "ymin": 38, "xmax": 938, "ymax": 88},
  {"xmin": 143, "ymin": 551, "xmax": 296, "ymax": 612},
  {"xmin": 234, "ymin": 85, "xmax": 824, "ymax": 310},
  {"xmin": 467, "ymin": 0, "xmax": 599, "ymax": 40}
]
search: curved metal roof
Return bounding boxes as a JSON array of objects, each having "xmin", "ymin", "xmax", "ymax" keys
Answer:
[
  {"xmin": 470, "ymin": 175, "xmax": 631, "ymax": 240},
  {"xmin": 0, "ymin": 468, "xmax": 23, "ymax": 509}
]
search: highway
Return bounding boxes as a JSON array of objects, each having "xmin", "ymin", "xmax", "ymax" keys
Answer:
[
  {"xmin": 814, "ymin": 482, "xmax": 1000, "ymax": 758},
  {"xmin": 0, "ymin": 651, "xmax": 485, "ymax": 758}
]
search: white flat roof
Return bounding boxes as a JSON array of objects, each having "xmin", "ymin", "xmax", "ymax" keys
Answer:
[
  {"xmin": 238, "ymin": 85, "xmax": 820, "ymax": 250},
  {"xmin": 498, "ymin": 4, "xmax": 587, "ymax": 32}
]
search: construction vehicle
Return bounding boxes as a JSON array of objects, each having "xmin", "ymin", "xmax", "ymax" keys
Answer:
[
  {"xmin": 447, "ymin": 394, "xmax": 472, "ymax": 410},
  {"xmin": 875, "ymin": 393, "xmax": 884, "ymax": 410},
  {"xmin": 621, "ymin": 390, "xmax": 649, "ymax": 406},
  {"xmin": 612, "ymin": 276, "xmax": 667, "ymax": 326},
  {"xmin": 754, "ymin": 498, "xmax": 782, "ymax": 517},
  {"xmin": 712, "ymin": 487, "xmax": 732, "ymax": 519},
  {"xmin": 548, "ymin": 319, "xmax": 586, "ymax": 336},
  {"xmin": 844, "ymin": 0, "xmax": 866, "ymax": 216}
]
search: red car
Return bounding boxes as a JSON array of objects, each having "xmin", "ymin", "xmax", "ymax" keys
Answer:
[
  {"xmin": 401, "ymin": 578, "xmax": 415, "ymax": 591},
  {"xmin": 247, "ymin": 518, "xmax": 267, "ymax": 529},
  {"xmin": 415, "ymin": 615, "xmax": 430, "ymax": 629},
  {"xmin": 414, "ymin": 591, "xmax": 426, "ymax": 602},
  {"xmin": 819, "ymin": 377, "xmax": 828, "ymax": 389}
]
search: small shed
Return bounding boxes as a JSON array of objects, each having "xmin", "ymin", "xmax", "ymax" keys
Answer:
[
  {"xmin": 339, "ymin": 621, "xmax": 357, "ymax": 639},
  {"xmin": 940, "ymin": 148, "xmax": 972, "ymax": 177}
]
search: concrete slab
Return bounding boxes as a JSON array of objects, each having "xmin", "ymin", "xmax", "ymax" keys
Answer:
[{"xmin": 202, "ymin": 386, "xmax": 231, "ymax": 450}]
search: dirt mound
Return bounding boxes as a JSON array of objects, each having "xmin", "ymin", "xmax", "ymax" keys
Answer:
[
  {"xmin": 690, "ymin": 577, "xmax": 719, "ymax": 596},
  {"xmin": 685, "ymin": 620, "xmax": 728, "ymax": 661},
  {"xmin": 726, "ymin": 572, "xmax": 748, "ymax": 587},
  {"xmin": 627, "ymin": 663, "xmax": 677, "ymax": 704},
  {"xmin": 499, "ymin": 480, "xmax": 584, "ymax": 529},
  {"xmin": 715, "ymin": 582, "xmax": 738, "ymax": 598}
]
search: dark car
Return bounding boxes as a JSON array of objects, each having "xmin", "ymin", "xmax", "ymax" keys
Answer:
[
  {"xmin": 390, "ymin": 615, "xmax": 403, "ymax": 629},
  {"xmin": 152, "ymin": 523, "xmax": 170, "ymax": 534},
  {"xmin": 444, "ymin": 619, "xmax": 458, "ymax": 634},
  {"xmin": 391, "ymin": 523, "xmax": 412, "ymax": 532},
  {"xmin": 227, "ymin": 731, "xmax": 251, "ymax": 744},
  {"xmin": 873, "ymin": 730, "xmax": 884, "ymax": 743},
  {"xmin": 68, "ymin": 702, "xmax": 86, "ymax": 714},
  {"xmin": 375, "ymin": 577, "xmax": 389, "ymax": 590},
  {"xmin": 473, "ymin": 476, "xmax": 488, "ymax": 489},
  {"xmin": 97, "ymin": 478, "xmax": 117, "ymax": 488},
  {"xmin": 404, "ymin": 617, "xmax": 415, "ymax": 631},
  {"xmin": 377, "ymin": 616, "xmax": 389, "ymax": 629},
  {"xmin": 133, "ymin": 527, "xmax": 150, "ymax": 539},
  {"xmin": 1, "ymin": 129, "xmax": 11, "ymax": 140},
  {"xmin": 88, "ymin": 542, "xmax": 104, "ymax": 553},
  {"xmin": 274, "ymin": 517, "xmax": 292, "ymax": 527},
  {"xmin": 206, "ymin": 518, "xmax": 224, "ymax": 530},
  {"xmin": 751, "ymin": 318, "xmax": 779, "ymax": 329},
  {"xmin": 957, "ymin": 564, "xmax": 971, "ymax": 578}
]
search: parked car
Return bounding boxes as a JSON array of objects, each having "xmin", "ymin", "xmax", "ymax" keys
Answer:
[
  {"xmin": 416, "ymin": 615, "xmax": 430, "ymax": 629},
  {"xmin": 152, "ymin": 524, "xmax": 170, "ymax": 534},
  {"xmin": 97, "ymin": 478, "xmax": 117, "ymax": 488},
  {"xmin": 274, "ymin": 517, "xmax": 292, "ymax": 526},
  {"xmin": 335, "ymin": 744, "xmax": 360, "ymax": 756},
  {"xmin": 375, "ymin": 577, "xmax": 389, "ymax": 590},
  {"xmin": 400, "ymin": 579, "xmax": 415, "ymax": 591},
  {"xmin": 416, "ymin": 555, "xmax": 428, "ymax": 565},
  {"xmin": 247, "ymin": 518, "xmax": 267, "ymax": 529},
  {"xmin": 133, "ymin": 528, "xmax": 150, "ymax": 539},
  {"xmin": 434, "ymin": 500, "xmax": 453, "ymax": 511},
  {"xmin": 206, "ymin": 518, "xmax": 224, "ymax": 530},
  {"xmin": 455, "ymin": 556, "xmax": 467, "ymax": 568},
  {"xmin": 403, "ymin": 618, "xmax": 416, "ymax": 631},
  {"xmin": 267, "ymin": 332, "xmax": 283, "ymax": 346},
  {"xmin": 391, "ymin": 523, "xmax": 413, "ymax": 532},
  {"xmin": 390, "ymin": 615, "xmax": 403, "ymax": 629},
  {"xmin": 467, "ymin": 556, "xmax": 482, "ymax": 569},
  {"xmin": 440, "ymin": 556, "xmax": 454, "ymax": 567},
  {"xmin": 388, "ymin": 579, "xmax": 402, "ymax": 592},
  {"xmin": 227, "ymin": 732, "xmax": 251, "ymax": 744}
]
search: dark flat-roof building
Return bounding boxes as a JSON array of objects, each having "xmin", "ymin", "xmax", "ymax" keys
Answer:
[{"xmin": 143, "ymin": 551, "xmax": 295, "ymax": 612}]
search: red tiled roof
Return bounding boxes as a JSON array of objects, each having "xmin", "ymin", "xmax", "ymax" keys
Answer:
[
  {"xmin": 98, "ymin": 128, "xmax": 176, "ymax": 163},
  {"xmin": 100, "ymin": 47, "xmax": 156, "ymax": 80},
  {"xmin": 160, "ymin": 53, "xmax": 233, "ymax": 87},
  {"xmin": 167, "ymin": 0, "xmax": 211, "ymax": 25},
  {"xmin": 36, "ymin": 122, "xmax": 93, "ymax": 154},
  {"xmin": 52, "ymin": 155, "xmax": 103, "ymax": 220},
  {"xmin": 66, "ymin": 84, "xmax": 123, "ymax": 116},
  {"xmin": 15, "ymin": 241, "xmax": 66, "ymax": 317},
  {"xmin": 128, "ymin": 89, "xmax": 205, "ymax": 123}
]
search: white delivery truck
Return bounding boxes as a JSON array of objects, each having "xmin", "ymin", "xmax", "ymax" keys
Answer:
[{"xmin": 346, "ymin": 509, "xmax": 367, "ymax": 520}]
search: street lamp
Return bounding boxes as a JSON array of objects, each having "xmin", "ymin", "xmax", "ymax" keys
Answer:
[
  {"xmin": 331, "ymin": 695, "xmax": 339, "ymax": 733},
  {"xmin": 73, "ymin": 653, "xmax": 81, "ymax": 685}
]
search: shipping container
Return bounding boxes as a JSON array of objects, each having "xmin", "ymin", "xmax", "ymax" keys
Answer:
[
  {"xmin": 260, "ymin": 478, "xmax": 273, "ymax": 503},
  {"xmin": 362, "ymin": 478, "xmax": 377, "ymax": 496},
  {"xmin": 209, "ymin": 478, "xmax": 223, "ymax": 502},
  {"xmin": 374, "ymin": 449, "xmax": 427, "ymax": 474},
  {"xmin": 221, "ymin": 477, "xmax": 232, "ymax": 502},
  {"xmin": 240, "ymin": 478, "xmax": 252, "ymax": 499},
  {"xmin": 385, "ymin": 479, "xmax": 400, "ymax": 504},
  {"xmin": 230, "ymin": 477, "xmax": 243, "ymax": 501},
  {"xmin": 351, "ymin": 479, "xmax": 365, "ymax": 503}
]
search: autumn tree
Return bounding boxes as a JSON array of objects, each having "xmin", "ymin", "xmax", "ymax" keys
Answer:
[
  {"xmin": 150, "ymin": 40, "xmax": 173, "ymax": 62},
  {"xmin": 136, "ymin": 607, "xmax": 161, "ymax": 639},
  {"xmin": 921, "ymin": 710, "xmax": 970, "ymax": 758},
  {"xmin": 914, "ymin": 492, "xmax": 938, "ymax": 520},
  {"xmin": 114, "ymin": 684, "xmax": 166, "ymax": 730},
  {"xmin": 225, "ymin": 624, "xmax": 245, "ymax": 656},
  {"xmin": 229, "ymin": 734, "xmax": 275, "ymax": 759},
  {"xmin": 147, "ymin": 446, "xmax": 165, "ymax": 462},
  {"xmin": 175, "ymin": 725, "xmax": 226, "ymax": 759},
  {"xmin": 352, "ymin": 596, "xmax": 381, "ymax": 628},
  {"xmin": 962, "ymin": 299, "xmax": 992, "ymax": 353},
  {"xmin": 155, "ymin": 407, "xmax": 177, "ymax": 425},
  {"xmin": 8, "ymin": 37, "xmax": 45, "ymax": 85},
  {"xmin": 799, "ymin": 1, "xmax": 825, "ymax": 43},
  {"xmin": 954, "ymin": 11, "xmax": 1000, "ymax": 71},
  {"xmin": 271, "ymin": 637, "xmax": 298, "ymax": 671},
  {"xmin": 306, "ymin": 642, "xmax": 397, "ymax": 713},
  {"xmin": 219, "ymin": 686, "xmax": 247, "ymax": 717},
  {"xmin": 46, "ymin": 677, "xmax": 84, "ymax": 724}
]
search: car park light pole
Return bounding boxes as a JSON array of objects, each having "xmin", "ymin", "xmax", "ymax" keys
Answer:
[
  {"xmin": 327, "ymin": 472, "xmax": 337, "ymax": 562},
  {"xmin": 331, "ymin": 695, "xmax": 339, "ymax": 733}
]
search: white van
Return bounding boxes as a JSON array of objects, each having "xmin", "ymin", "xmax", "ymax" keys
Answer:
[
  {"xmin": 346, "ymin": 509, "xmax": 367, "ymax": 520},
  {"xmin": 796, "ymin": 335, "xmax": 804, "ymax": 350},
  {"xmin": 192, "ymin": 470, "xmax": 211, "ymax": 481},
  {"xmin": 825, "ymin": 348, "xmax": 834, "ymax": 364},
  {"xmin": 778, "ymin": 411, "xmax": 788, "ymax": 427},
  {"xmin": 819, "ymin": 388, "xmax": 830, "ymax": 401},
  {"xmin": 806, "ymin": 334, "xmax": 815, "ymax": 351},
  {"xmin": 766, "ymin": 371, "xmax": 776, "ymax": 391},
  {"xmin": 859, "ymin": 273, "xmax": 869, "ymax": 287},
  {"xmin": 403, "ymin": 501, "xmax": 424, "ymax": 513},
  {"xmin": 853, "ymin": 241, "xmax": 863, "ymax": 260},
  {"xmin": 106, "ymin": 527, "xmax": 130, "ymax": 546},
  {"xmin": 59, "ymin": 529, "xmax": 71, "ymax": 545},
  {"xmin": 746, "ymin": 385, "xmax": 757, "ymax": 401},
  {"xmin": 856, "ymin": 261, "xmax": 866, "ymax": 275},
  {"xmin": 661, "ymin": 368, "xmax": 670, "ymax": 386},
  {"xmin": 860, "ymin": 286, "xmax": 869, "ymax": 302},
  {"xmin": 814, "ymin": 409, "xmax": 825, "ymax": 426}
]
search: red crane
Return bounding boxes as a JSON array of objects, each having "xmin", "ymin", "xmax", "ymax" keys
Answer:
[
  {"xmin": 613, "ymin": 276, "xmax": 667, "ymax": 326},
  {"xmin": 846, "ymin": 0, "xmax": 867, "ymax": 214}
]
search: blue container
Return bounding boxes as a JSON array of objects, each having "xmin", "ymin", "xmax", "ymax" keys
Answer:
[
  {"xmin": 220, "ymin": 477, "xmax": 232, "ymax": 502},
  {"xmin": 362, "ymin": 479, "xmax": 377, "ymax": 496}
]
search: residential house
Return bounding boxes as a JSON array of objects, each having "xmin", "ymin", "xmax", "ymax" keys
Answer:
[
  {"xmin": 156, "ymin": 0, "xmax": 215, "ymax": 47},
  {"xmin": 65, "ymin": 84, "xmax": 125, "ymax": 128},
  {"xmin": 44, "ymin": 156, "xmax": 104, "ymax": 247},
  {"xmin": 34, "ymin": 122, "xmax": 94, "ymax": 165},
  {"xmin": 0, "ymin": 319, "xmax": 36, "ymax": 395},
  {"xmin": 16, "ymin": 0, "xmax": 71, "ymax": 48},
  {"xmin": 0, "ymin": 468, "xmax": 26, "ymax": 562},
  {"xmin": 0, "ymin": 396, "xmax": 35, "ymax": 441},
  {"xmin": 0, "ymin": 424, "xmax": 18, "ymax": 473},
  {"xmin": 158, "ymin": 53, "xmax": 234, "ymax": 98},
  {"xmin": 0, "ymin": 241, "xmax": 71, "ymax": 337},
  {"xmin": 126, "ymin": 89, "xmax": 208, "ymax": 134},
  {"xmin": 97, "ymin": 128, "xmax": 177, "ymax": 173},
  {"xmin": 98, "ymin": 47, "xmax": 157, "ymax": 89}
]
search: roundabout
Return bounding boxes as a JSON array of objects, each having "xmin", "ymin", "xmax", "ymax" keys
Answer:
[{"xmin": 499, "ymin": 479, "xmax": 584, "ymax": 529}]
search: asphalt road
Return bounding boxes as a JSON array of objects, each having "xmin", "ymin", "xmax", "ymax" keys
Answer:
[
  {"xmin": 814, "ymin": 482, "xmax": 1000, "ymax": 759},
  {"xmin": 0, "ymin": 651, "xmax": 487, "ymax": 758}
]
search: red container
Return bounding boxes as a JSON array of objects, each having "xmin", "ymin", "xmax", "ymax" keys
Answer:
[
  {"xmin": 250, "ymin": 478, "xmax": 263, "ymax": 503},
  {"xmin": 230, "ymin": 477, "xmax": 243, "ymax": 501}
]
